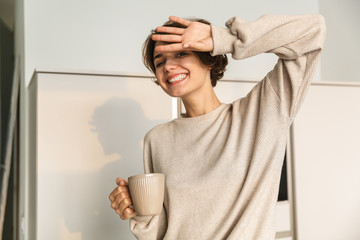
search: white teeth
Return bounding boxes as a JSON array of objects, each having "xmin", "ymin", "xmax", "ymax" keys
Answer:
[{"xmin": 168, "ymin": 74, "xmax": 187, "ymax": 83}]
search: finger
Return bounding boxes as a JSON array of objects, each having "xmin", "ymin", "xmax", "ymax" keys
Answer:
[
  {"xmin": 152, "ymin": 34, "xmax": 182, "ymax": 43},
  {"xmin": 155, "ymin": 26, "xmax": 185, "ymax": 35},
  {"xmin": 183, "ymin": 40, "xmax": 213, "ymax": 52},
  {"xmin": 122, "ymin": 207, "xmax": 137, "ymax": 219},
  {"xmin": 110, "ymin": 185, "xmax": 129, "ymax": 199},
  {"xmin": 183, "ymin": 42, "xmax": 191, "ymax": 49},
  {"xmin": 115, "ymin": 197, "xmax": 133, "ymax": 218},
  {"xmin": 119, "ymin": 196, "xmax": 133, "ymax": 211},
  {"xmin": 169, "ymin": 16, "xmax": 191, "ymax": 27},
  {"xmin": 109, "ymin": 185, "xmax": 129, "ymax": 201},
  {"xmin": 154, "ymin": 43, "xmax": 184, "ymax": 52},
  {"xmin": 116, "ymin": 177, "xmax": 128, "ymax": 186},
  {"xmin": 120, "ymin": 207, "xmax": 136, "ymax": 220},
  {"xmin": 183, "ymin": 41, "xmax": 206, "ymax": 51},
  {"xmin": 111, "ymin": 191, "xmax": 130, "ymax": 209}
]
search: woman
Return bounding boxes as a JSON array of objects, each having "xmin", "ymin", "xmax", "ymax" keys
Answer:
[{"xmin": 109, "ymin": 14, "xmax": 326, "ymax": 239}]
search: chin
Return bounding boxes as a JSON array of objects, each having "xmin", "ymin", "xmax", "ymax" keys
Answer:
[
  {"xmin": 161, "ymin": 87, "xmax": 187, "ymax": 98},
  {"xmin": 165, "ymin": 92, "xmax": 183, "ymax": 98}
]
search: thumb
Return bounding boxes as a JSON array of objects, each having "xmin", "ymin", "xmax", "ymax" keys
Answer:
[{"xmin": 116, "ymin": 177, "xmax": 128, "ymax": 186}]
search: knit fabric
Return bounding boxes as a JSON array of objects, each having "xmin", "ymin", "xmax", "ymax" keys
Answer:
[{"xmin": 130, "ymin": 15, "xmax": 326, "ymax": 240}]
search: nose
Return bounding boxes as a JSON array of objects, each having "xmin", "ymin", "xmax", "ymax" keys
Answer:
[{"xmin": 164, "ymin": 58, "xmax": 178, "ymax": 72}]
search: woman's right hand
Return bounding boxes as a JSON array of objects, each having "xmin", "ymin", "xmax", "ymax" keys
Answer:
[
  {"xmin": 109, "ymin": 177, "xmax": 137, "ymax": 220},
  {"xmin": 152, "ymin": 16, "xmax": 214, "ymax": 53}
]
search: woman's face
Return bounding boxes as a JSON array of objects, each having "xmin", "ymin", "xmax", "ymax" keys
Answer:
[{"xmin": 153, "ymin": 41, "xmax": 212, "ymax": 99}]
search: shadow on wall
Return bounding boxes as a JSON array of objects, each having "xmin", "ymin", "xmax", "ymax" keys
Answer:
[{"xmin": 61, "ymin": 97, "xmax": 163, "ymax": 240}]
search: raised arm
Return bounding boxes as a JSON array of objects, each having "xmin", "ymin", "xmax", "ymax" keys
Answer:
[
  {"xmin": 153, "ymin": 15, "xmax": 326, "ymax": 120},
  {"xmin": 212, "ymin": 14, "xmax": 326, "ymax": 120},
  {"xmin": 211, "ymin": 14, "xmax": 326, "ymax": 60}
]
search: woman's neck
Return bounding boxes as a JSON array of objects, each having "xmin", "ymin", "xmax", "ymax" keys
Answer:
[{"xmin": 182, "ymin": 89, "xmax": 221, "ymax": 118}]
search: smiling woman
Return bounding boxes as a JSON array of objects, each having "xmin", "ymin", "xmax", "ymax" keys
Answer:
[
  {"xmin": 142, "ymin": 18, "xmax": 228, "ymax": 88},
  {"xmin": 143, "ymin": 17, "xmax": 230, "ymax": 117},
  {"xmin": 109, "ymin": 14, "xmax": 326, "ymax": 240}
]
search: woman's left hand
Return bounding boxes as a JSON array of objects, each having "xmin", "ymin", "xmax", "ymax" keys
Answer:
[{"xmin": 152, "ymin": 16, "xmax": 213, "ymax": 53}]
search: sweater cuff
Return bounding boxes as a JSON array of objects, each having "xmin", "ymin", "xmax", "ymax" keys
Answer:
[{"xmin": 210, "ymin": 25, "xmax": 238, "ymax": 56}]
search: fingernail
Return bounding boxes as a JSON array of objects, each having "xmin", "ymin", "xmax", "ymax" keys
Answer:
[
  {"xmin": 120, "ymin": 180, "xmax": 125, "ymax": 185},
  {"xmin": 183, "ymin": 43, "xmax": 190, "ymax": 48}
]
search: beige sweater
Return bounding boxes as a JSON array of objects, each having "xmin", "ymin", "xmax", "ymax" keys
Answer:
[{"xmin": 130, "ymin": 15, "xmax": 326, "ymax": 240}]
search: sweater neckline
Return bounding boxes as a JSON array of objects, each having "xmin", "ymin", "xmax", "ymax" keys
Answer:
[{"xmin": 175, "ymin": 103, "xmax": 228, "ymax": 122}]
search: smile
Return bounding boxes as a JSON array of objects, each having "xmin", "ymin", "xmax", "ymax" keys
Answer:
[{"xmin": 167, "ymin": 74, "xmax": 188, "ymax": 84}]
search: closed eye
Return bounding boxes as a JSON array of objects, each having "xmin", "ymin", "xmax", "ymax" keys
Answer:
[{"xmin": 155, "ymin": 61, "xmax": 164, "ymax": 68}]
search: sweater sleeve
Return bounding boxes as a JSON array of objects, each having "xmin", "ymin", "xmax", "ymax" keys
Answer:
[
  {"xmin": 211, "ymin": 14, "xmax": 326, "ymax": 120},
  {"xmin": 129, "ymin": 210, "xmax": 167, "ymax": 240},
  {"xmin": 129, "ymin": 133, "xmax": 167, "ymax": 240}
]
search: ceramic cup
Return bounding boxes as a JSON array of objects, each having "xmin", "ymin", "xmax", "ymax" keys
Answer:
[{"xmin": 128, "ymin": 173, "xmax": 165, "ymax": 216}]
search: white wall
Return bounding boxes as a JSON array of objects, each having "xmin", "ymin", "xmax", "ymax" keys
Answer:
[
  {"xmin": 293, "ymin": 82, "xmax": 360, "ymax": 239},
  {"xmin": 23, "ymin": 0, "xmax": 319, "ymax": 85},
  {"xmin": 30, "ymin": 72, "xmax": 173, "ymax": 240},
  {"xmin": 319, "ymin": 0, "xmax": 360, "ymax": 82}
]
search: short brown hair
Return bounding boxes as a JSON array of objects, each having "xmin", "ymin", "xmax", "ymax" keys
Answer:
[{"xmin": 142, "ymin": 18, "xmax": 228, "ymax": 87}]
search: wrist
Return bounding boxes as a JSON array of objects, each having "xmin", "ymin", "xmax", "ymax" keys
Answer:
[{"xmin": 210, "ymin": 25, "xmax": 238, "ymax": 56}]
